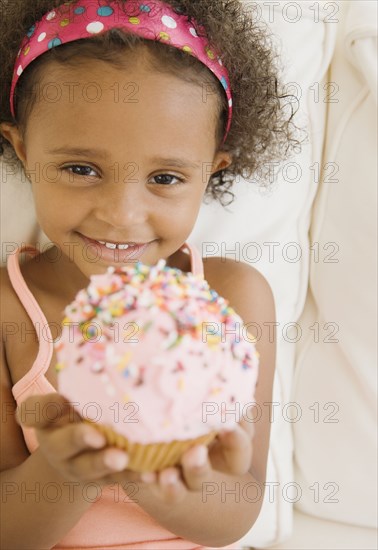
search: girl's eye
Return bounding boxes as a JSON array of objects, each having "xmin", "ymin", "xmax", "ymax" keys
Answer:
[
  {"xmin": 63, "ymin": 165, "xmax": 99, "ymax": 178},
  {"xmin": 152, "ymin": 174, "xmax": 184, "ymax": 186}
]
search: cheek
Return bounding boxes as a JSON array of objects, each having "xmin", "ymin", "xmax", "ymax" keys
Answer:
[
  {"xmin": 157, "ymin": 195, "xmax": 201, "ymax": 231},
  {"xmin": 31, "ymin": 183, "xmax": 87, "ymax": 231}
]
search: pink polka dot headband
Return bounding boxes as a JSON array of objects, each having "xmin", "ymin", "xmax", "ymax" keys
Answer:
[{"xmin": 10, "ymin": 0, "xmax": 233, "ymax": 141}]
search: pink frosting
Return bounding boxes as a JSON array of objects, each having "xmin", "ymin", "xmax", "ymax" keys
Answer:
[{"xmin": 56, "ymin": 260, "xmax": 259, "ymax": 444}]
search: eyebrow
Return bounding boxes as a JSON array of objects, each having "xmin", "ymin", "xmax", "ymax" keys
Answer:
[
  {"xmin": 46, "ymin": 147, "xmax": 110, "ymax": 159},
  {"xmin": 46, "ymin": 147, "xmax": 201, "ymax": 169},
  {"xmin": 149, "ymin": 156, "xmax": 201, "ymax": 170}
]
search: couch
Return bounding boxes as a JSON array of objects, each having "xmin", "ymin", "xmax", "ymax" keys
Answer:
[
  {"xmin": 193, "ymin": 1, "xmax": 377, "ymax": 547},
  {"xmin": 1, "ymin": 1, "xmax": 377, "ymax": 548}
]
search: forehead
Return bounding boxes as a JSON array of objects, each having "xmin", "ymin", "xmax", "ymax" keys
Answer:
[{"xmin": 25, "ymin": 56, "xmax": 220, "ymax": 154}]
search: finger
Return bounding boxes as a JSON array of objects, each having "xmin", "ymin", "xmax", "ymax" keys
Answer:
[
  {"xmin": 240, "ymin": 405, "xmax": 257, "ymax": 439},
  {"xmin": 37, "ymin": 421, "xmax": 107, "ymax": 461},
  {"xmin": 16, "ymin": 393, "xmax": 81, "ymax": 429},
  {"xmin": 140, "ymin": 471, "xmax": 157, "ymax": 484},
  {"xmin": 217, "ymin": 424, "xmax": 252, "ymax": 475},
  {"xmin": 99, "ymin": 467, "xmax": 148, "ymax": 487},
  {"xmin": 63, "ymin": 448, "xmax": 130, "ymax": 482},
  {"xmin": 156, "ymin": 467, "xmax": 187, "ymax": 504},
  {"xmin": 181, "ymin": 445, "xmax": 212, "ymax": 491},
  {"xmin": 141, "ymin": 468, "xmax": 187, "ymax": 503}
]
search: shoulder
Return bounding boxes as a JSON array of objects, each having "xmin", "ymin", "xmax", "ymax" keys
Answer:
[
  {"xmin": 0, "ymin": 250, "xmax": 46, "ymax": 315},
  {"xmin": 1, "ymin": 263, "xmax": 37, "ymax": 382},
  {"xmin": 0, "ymin": 266, "xmax": 30, "ymax": 469},
  {"xmin": 203, "ymin": 256, "xmax": 276, "ymax": 328},
  {"xmin": 202, "ymin": 255, "xmax": 277, "ymax": 396},
  {"xmin": 1, "ymin": 265, "xmax": 16, "ymax": 321},
  {"xmin": 1, "ymin": 264, "xmax": 22, "ymax": 366},
  {"xmin": 1, "ymin": 262, "xmax": 27, "ymax": 319},
  {"xmin": 202, "ymin": 255, "xmax": 271, "ymax": 292}
]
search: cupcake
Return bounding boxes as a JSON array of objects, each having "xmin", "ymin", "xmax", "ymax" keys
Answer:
[{"xmin": 55, "ymin": 260, "xmax": 260, "ymax": 472}]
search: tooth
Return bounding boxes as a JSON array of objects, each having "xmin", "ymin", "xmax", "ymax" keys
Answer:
[
  {"xmin": 98, "ymin": 241, "xmax": 106, "ymax": 244},
  {"xmin": 118, "ymin": 244, "xmax": 129, "ymax": 250},
  {"xmin": 105, "ymin": 242, "xmax": 117, "ymax": 249}
]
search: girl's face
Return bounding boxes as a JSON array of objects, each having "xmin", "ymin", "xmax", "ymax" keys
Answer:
[{"xmin": 2, "ymin": 52, "xmax": 231, "ymax": 279}]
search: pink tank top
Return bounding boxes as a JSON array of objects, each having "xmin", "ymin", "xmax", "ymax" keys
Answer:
[{"xmin": 7, "ymin": 243, "xmax": 229, "ymax": 550}]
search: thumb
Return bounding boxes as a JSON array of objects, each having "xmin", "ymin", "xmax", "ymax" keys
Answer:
[{"xmin": 16, "ymin": 393, "xmax": 82, "ymax": 429}]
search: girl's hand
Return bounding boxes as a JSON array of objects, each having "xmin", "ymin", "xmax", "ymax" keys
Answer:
[
  {"xmin": 16, "ymin": 393, "xmax": 138, "ymax": 486},
  {"xmin": 140, "ymin": 409, "xmax": 255, "ymax": 504},
  {"xmin": 18, "ymin": 395, "xmax": 254, "ymax": 502}
]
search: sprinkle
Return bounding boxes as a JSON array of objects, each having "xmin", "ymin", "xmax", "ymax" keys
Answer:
[
  {"xmin": 174, "ymin": 361, "xmax": 185, "ymax": 373},
  {"xmin": 142, "ymin": 320, "xmax": 153, "ymax": 332},
  {"xmin": 162, "ymin": 330, "xmax": 179, "ymax": 350},
  {"xmin": 117, "ymin": 352, "xmax": 132, "ymax": 371},
  {"xmin": 91, "ymin": 362, "xmax": 103, "ymax": 373},
  {"xmin": 106, "ymin": 385, "xmax": 116, "ymax": 396}
]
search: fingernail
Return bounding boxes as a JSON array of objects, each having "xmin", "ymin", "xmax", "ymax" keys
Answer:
[
  {"xmin": 160, "ymin": 469, "xmax": 178, "ymax": 485},
  {"xmin": 191, "ymin": 445, "xmax": 208, "ymax": 467},
  {"xmin": 141, "ymin": 472, "xmax": 156, "ymax": 484},
  {"xmin": 184, "ymin": 445, "xmax": 207, "ymax": 468},
  {"xmin": 104, "ymin": 450, "xmax": 129, "ymax": 471},
  {"xmin": 218, "ymin": 429, "xmax": 234, "ymax": 439},
  {"xmin": 83, "ymin": 430, "xmax": 106, "ymax": 448}
]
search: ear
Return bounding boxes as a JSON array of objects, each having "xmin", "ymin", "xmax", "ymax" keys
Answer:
[
  {"xmin": 211, "ymin": 151, "xmax": 232, "ymax": 175},
  {"xmin": 0, "ymin": 123, "xmax": 27, "ymax": 165}
]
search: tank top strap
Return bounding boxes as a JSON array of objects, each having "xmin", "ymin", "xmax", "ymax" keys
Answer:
[
  {"xmin": 181, "ymin": 242, "xmax": 204, "ymax": 278},
  {"xmin": 7, "ymin": 246, "xmax": 54, "ymax": 392}
]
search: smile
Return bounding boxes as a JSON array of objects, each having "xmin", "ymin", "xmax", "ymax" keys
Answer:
[
  {"xmin": 97, "ymin": 240, "xmax": 131, "ymax": 250},
  {"xmin": 77, "ymin": 233, "xmax": 154, "ymax": 263}
]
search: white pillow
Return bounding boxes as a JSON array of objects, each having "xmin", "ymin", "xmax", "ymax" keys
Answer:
[
  {"xmin": 0, "ymin": 155, "xmax": 40, "ymax": 264},
  {"xmin": 190, "ymin": 1, "xmax": 338, "ymax": 546},
  {"xmin": 292, "ymin": 0, "xmax": 377, "ymax": 529},
  {"xmin": 264, "ymin": 508, "xmax": 378, "ymax": 550}
]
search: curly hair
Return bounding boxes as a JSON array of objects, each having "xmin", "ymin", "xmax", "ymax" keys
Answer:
[{"xmin": 0, "ymin": 0, "xmax": 303, "ymax": 205}]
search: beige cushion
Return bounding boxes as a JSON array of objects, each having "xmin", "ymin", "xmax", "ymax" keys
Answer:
[
  {"xmin": 0, "ymin": 157, "xmax": 39, "ymax": 264},
  {"xmin": 262, "ymin": 509, "xmax": 378, "ymax": 550},
  {"xmin": 292, "ymin": 0, "xmax": 377, "ymax": 531},
  {"xmin": 192, "ymin": 1, "xmax": 336, "ymax": 546}
]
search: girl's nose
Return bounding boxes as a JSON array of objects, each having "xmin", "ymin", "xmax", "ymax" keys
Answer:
[{"xmin": 94, "ymin": 182, "xmax": 148, "ymax": 228}]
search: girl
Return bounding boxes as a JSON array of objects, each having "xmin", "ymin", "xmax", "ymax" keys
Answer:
[{"xmin": 0, "ymin": 1, "xmax": 299, "ymax": 548}]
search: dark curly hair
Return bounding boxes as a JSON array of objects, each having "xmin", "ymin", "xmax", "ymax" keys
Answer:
[{"xmin": 0, "ymin": 0, "xmax": 303, "ymax": 205}]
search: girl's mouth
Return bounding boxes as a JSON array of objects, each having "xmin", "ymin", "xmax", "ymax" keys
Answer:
[
  {"xmin": 97, "ymin": 240, "xmax": 131, "ymax": 250},
  {"xmin": 77, "ymin": 233, "xmax": 154, "ymax": 263}
]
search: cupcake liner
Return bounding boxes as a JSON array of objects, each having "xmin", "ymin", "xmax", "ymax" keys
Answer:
[{"xmin": 84, "ymin": 420, "xmax": 217, "ymax": 472}]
